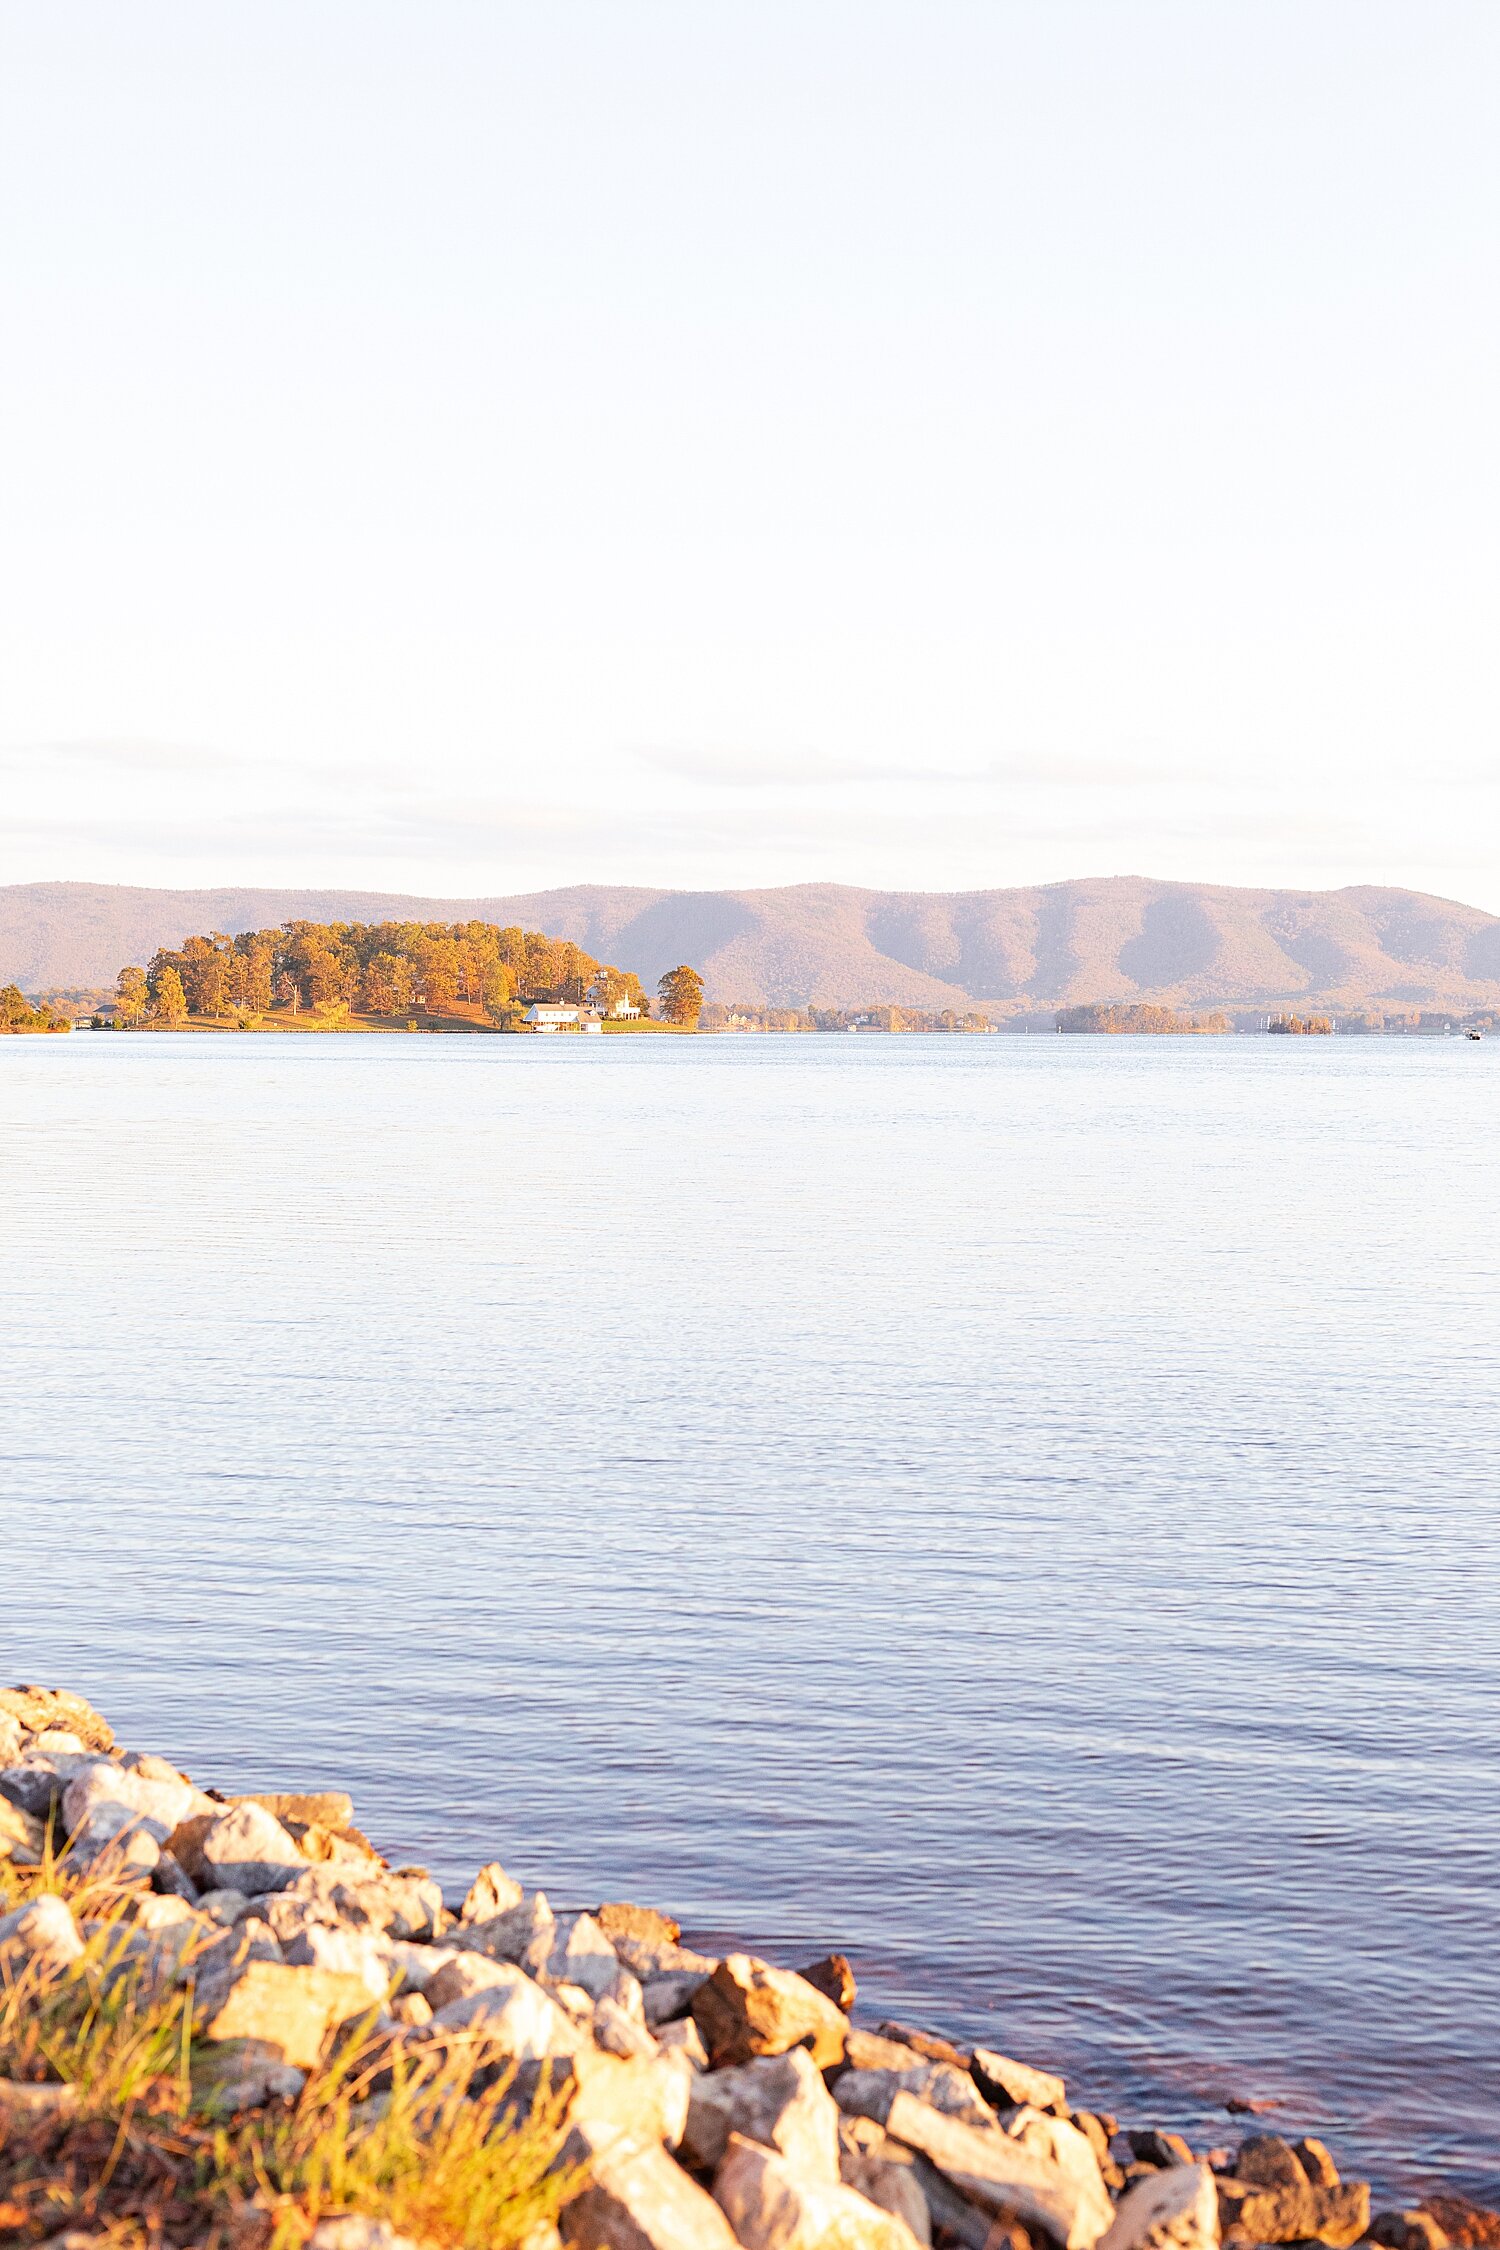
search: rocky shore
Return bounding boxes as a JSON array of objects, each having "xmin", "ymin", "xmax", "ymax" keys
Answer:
[{"xmin": 1, "ymin": 1685, "xmax": 1494, "ymax": 2250}]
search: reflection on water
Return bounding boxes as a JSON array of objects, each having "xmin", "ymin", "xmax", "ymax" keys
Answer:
[{"xmin": 2, "ymin": 1033, "xmax": 1496, "ymax": 2198}]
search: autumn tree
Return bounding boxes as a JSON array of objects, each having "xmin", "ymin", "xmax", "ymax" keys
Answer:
[
  {"xmin": 115, "ymin": 965, "xmax": 150, "ymax": 1026},
  {"xmin": 152, "ymin": 965, "xmax": 188, "ymax": 1027},
  {"xmin": 657, "ymin": 964, "xmax": 704, "ymax": 1025}
]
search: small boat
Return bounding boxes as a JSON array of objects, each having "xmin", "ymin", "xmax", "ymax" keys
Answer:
[{"xmin": 1467, "ymin": 1029, "xmax": 1483, "ymax": 1041}]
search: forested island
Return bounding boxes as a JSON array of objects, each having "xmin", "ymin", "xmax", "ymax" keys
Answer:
[
  {"xmin": 0, "ymin": 986, "xmax": 70, "ymax": 1034},
  {"xmin": 101, "ymin": 922, "xmax": 704, "ymax": 1033},
  {"xmin": 1055, "ymin": 1004, "xmax": 1231, "ymax": 1034}
]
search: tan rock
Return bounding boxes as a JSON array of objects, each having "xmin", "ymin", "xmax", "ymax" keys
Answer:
[
  {"xmin": 1233, "ymin": 2135, "xmax": 1304, "ymax": 2188},
  {"xmin": 595, "ymin": 1902, "xmax": 682, "ymax": 1948},
  {"xmin": 842, "ymin": 2030, "xmax": 929, "ymax": 2073},
  {"xmin": 692, "ymin": 1953, "xmax": 849, "ymax": 2070},
  {"xmin": 839, "ymin": 2118, "xmax": 933, "ymax": 2245},
  {"xmin": 427, "ymin": 1964, "xmax": 581, "ymax": 2060},
  {"xmin": 273, "ymin": 1865, "xmax": 444, "ymax": 1941},
  {"xmin": 1295, "ymin": 2139, "xmax": 1341, "ymax": 2189},
  {"xmin": 561, "ymin": 2123, "xmax": 739, "ymax": 2249},
  {"xmin": 310, "ymin": 2221, "xmax": 422, "ymax": 2250},
  {"xmin": 642, "ymin": 1971, "xmax": 711, "ymax": 2026},
  {"xmin": 1216, "ymin": 2175, "xmax": 1370, "ymax": 2246},
  {"xmin": 798, "ymin": 1953, "xmax": 857, "ymax": 2011},
  {"xmin": 545, "ymin": 1913, "xmax": 624, "ymax": 2000},
  {"xmin": 654, "ymin": 2017, "xmax": 708, "ymax": 2070},
  {"xmin": 0, "ymin": 1893, "xmax": 85, "ymax": 1977},
  {"xmin": 835, "ymin": 2060, "xmax": 995, "ymax": 2132},
  {"xmin": 282, "ymin": 1923, "xmax": 394, "ymax": 2000},
  {"xmin": 1100, "ymin": 2163, "xmax": 1220, "ymax": 2250},
  {"xmin": 240, "ymin": 1791, "xmax": 355, "ymax": 1830},
  {"xmin": 0, "ymin": 1711, "xmax": 23, "ymax": 1764},
  {"xmin": 682, "ymin": 2048, "xmax": 840, "ymax": 2180},
  {"xmin": 422, "ymin": 1950, "xmax": 516, "ymax": 2013},
  {"xmin": 0, "ymin": 1686, "xmax": 114, "ymax": 1752},
  {"xmin": 971, "ymin": 2048, "xmax": 1067, "ymax": 2114},
  {"xmin": 195, "ymin": 1960, "xmax": 377, "ymax": 2069},
  {"xmin": 193, "ymin": 2037, "xmax": 306, "ymax": 2114},
  {"xmin": 454, "ymin": 1889, "xmax": 556, "ymax": 1970},
  {"xmin": 0, "ymin": 1795, "xmax": 45, "ymax": 1862},
  {"xmin": 1370, "ymin": 2213, "xmax": 1453, "ymax": 2250},
  {"xmin": 192, "ymin": 1802, "xmax": 307, "ymax": 1894},
  {"xmin": 875, "ymin": 2023, "xmax": 970, "ymax": 2070},
  {"xmin": 593, "ymin": 1995, "xmax": 661, "ymax": 2060},
  {"xmin": 461, "ymin": 1861, "xmax": 525, "ymax": 1922},
  {"xmin": 884, "ymin": 2089, "xmax": 1113, "ymax": 2249},
  {"xmin": 568, "ymin": 2047, "xmax": 693, "ymax": 2151},
  {"xmin": 715, "ymin": 2132, "xmax": 923, "ymax": 2248}
]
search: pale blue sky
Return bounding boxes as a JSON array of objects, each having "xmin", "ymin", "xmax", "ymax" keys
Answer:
[{"xmin": 2, "ymin": 1, "xmax": 1496, "ymax": 904}]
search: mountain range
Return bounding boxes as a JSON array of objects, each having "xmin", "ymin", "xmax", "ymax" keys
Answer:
[{"xmin": 4, "ymin": 877, "xmax": 1499, "ymax": 1012}]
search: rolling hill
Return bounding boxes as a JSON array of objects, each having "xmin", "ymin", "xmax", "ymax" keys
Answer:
[{"xmin": 4, "ymin": 876, "xmax": 1499, "ymax": 1012}]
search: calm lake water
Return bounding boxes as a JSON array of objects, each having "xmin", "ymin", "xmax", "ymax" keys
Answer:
[{"xmin": 2, "ymin": 1032, "xmax": 1496, "ymax": 2198}]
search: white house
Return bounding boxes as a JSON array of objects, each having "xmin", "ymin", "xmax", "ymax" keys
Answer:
[{"xmin": 524, "ymin": 1004, "xmax": 581, "ymax": 1032}]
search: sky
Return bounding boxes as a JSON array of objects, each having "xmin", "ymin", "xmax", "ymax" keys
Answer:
[{"xmin": 2, "ymin": 0, "xmax": 1497, "ymax": 908}]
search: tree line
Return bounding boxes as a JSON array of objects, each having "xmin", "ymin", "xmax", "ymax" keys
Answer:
[
  {"xmin": 1055, "ymin": 1003, "xmax": 1231, "ymax": 1034},
  {"xmin": 111, "ymin": 922, "xmax": 704, "ymax": 1029},
  {"xmin": 1, "ymin": 985, "xmax": 69, "ymax": 1033}
]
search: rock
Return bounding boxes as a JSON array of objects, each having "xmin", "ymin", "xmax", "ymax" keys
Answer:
[
  {"xmin": 972, "ymin": 2049, "xmax": 1067, "ymax": 2115},
  {"xmin": 715, "ymin": 2131, "xmax": 922, "ymax": 2249},
  {"xmin": 1419, "ymin": 2197, "xmax": 1500, "ymax": 2248},
  {"xmin": 798, "ymin": 1953, "xmax": 857, "ymax": 2011},
  {"xmin": 238, "ymin": 1791, "xmax": 355, "ymax": 1831},
  {"xmin": 609, "ymin": 1932, "xmax": 719, "ymax": 1981},
  {"xmin": 0, "ymin": 1751, "xmax": 101, "ymax": 1819},
  {"xmin": 1371, "ymin": 2218, "xmax": 1452, "ymax": 2250},
  {"xmin": 0, "ymin": 1893, "xmax": 85, "ymax": 1976},
  {"xmin": 1215, "ymin": 2176, "xmax": 1370, "ymax": 2246},
  {"xmin": 378, "ymin": 1938, "xmax": 461, "ymax": 1993},
  {"xmin": 186, "ymin": 1802, "xmax": 307, "ymax": 1894},
  {"xmin": 270, "ymin": 1865, "xmax": 445, "ymax": 1941},
  {"xmin": 1231, "ymin": 2136, "xmax": 1304, "ymax": 2188},
  {"xmin": 643, "ymin": 1971, "xmax": 710, "ymax": 2026},
  {"xmin": 423, "ymin": 1950, "xmax": 520, "ymax": 2013},
  {"xmin": 455, "ymin": 1890, "xmax": 556, "ymax": 1970},
  {"xmin": 561, "ymin": 2121, "xmax": 740, "ymax": 2249},
  {"xmin": 0, "ymin": 1795, "xmax": 46, "ymax": 1862},
  {"xmin": 545, "ymin": 1913, "xmax": 624, "ymax": 1999},
  {"xmin": 61, "ymin": 1761, "xmax": 202, "ymax": 1862},
  {"xmin": 841, "ymin": 2030, "xmax": 929, "ymax": 2073},
  {"xmin": 835, "ymin": 2061, "xmax": 996, "ymax": 2132},
  {"xmin": 0, "ymin": 1713, "xmax": 23, "ymax": 1765},
  {"xmin": 692, "ymin": 1953, "xmax": 849, "ymax": 2071},
  {"xmin": 199, "ymin": 1888, "xmax": 251, "ymax": 1924},
  {"xmin": 427, "ymin": 1965, "xmax": 581, "ymax": 2058},
  {"xmin": 568, "ymin": 2046, "xmax": 693, "ymax": 2150},
  {"xmin": 839, "ymin": 2119, "xmax": 933, "ymax": 2245},
  {"xmin": 195, "ymin": 1959, "xmax": 376, "ymax": 2069},
  {"xmin": 594, "ymin": 1996, "xmax": 661, "ymax": 2060},
  {"xmin": 310, "ymin": 2221, "xmax": 422, "ymax": 2250},
  {"xmin": 0, "ymin": 1686, "xmax": 114, "ymax": 1752},
  {"xmin": 682, "ymin": 2048, "xmax": 841, "ymax": 2180},
  {"xmin": 390, "ymin": 1991, "xmax": 433, "ymax": 2027},
  {"xmin": 1295, "ymin": 2140, "xmax": 1341, "ymax": 2190},
  {"xmin": 596, "ymin": 1902, "xmax": 682, "ymax": 1948},
  {"xmin": 884, "ymin": 2089, "xmax": 1113, "ymax": 2249},
  {"xmin": 193, "ymin": 2037, "xmax": 306, "ymax": 2114},
  {"xmin": 282, "ymin": 1923, "xmax": 394, "ymax": 2001},
  {"xmin": 460, "ymin": 1861, "xmax": 525, "ymax": 1922},
  {"xmin": 1224, "ymin": 2097, "xmax": 1278, "ymax": 2116},
  {"xmin": 876, "ymin": 2023, "xmax": 971, "ymax": 2071},
  {"xmin": 655, "ymin": 2017, "xmax": 708, "ymax": 2069},
  {"xmin": 1072, "ymin": 2114, "xmax": 1112, "ymax": 2166},
  {"xmin": 1100, "ymin": 2164, "xmax": 1220, "ymax": 2250}
]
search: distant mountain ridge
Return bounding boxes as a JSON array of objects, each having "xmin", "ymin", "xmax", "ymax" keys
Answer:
[{"xmin": 5, "ymin": 876, "xmax": 1500, "ymax": 1011}]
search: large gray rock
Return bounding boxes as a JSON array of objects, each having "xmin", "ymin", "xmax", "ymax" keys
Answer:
[
  {"xmin": 0, "ymin": 1893, "xmax": 84, "ymax": 1976},
  {"xmin": 196, "ymin": 1802, "xmax": 307, "ymax": 1893},
  {"xmin": 453, "ymin": 1889, "xmax": 556, "ymax": 1971},
  {"xmin": 281, "ymin": 1923, "xmax": 394, "ymax": 2000},
  {"xmin": 884, "ymin": 2090, "xmax": 1113, "ymax": 2249},
  {"xmin": 427, "ymin": 1964, "xmax": 581, "ymax": 2059},
  {"xmin": 270, "ymin": 1864, "xmax": 445, "ymax": 1940},
  {"xmin": 1101, "ymin": 2163, "xmax": 1220, "ymax": 2250},
  {"xmin": 422, "ymin": 1949, "xmax": 519, "ymax": 2013},
  {"xmin": 835, "ymin": 2061, "xmax": 995, "ymax": 2132},
  {"xmin": 682, "ymin": 2048, "xmax": 840, "ymax": 2180},
  {"xmin": 715, "ymin": 2132, "xmax": 923, "ymax": 2248},
  {"xmin": 0, "ymin": 1750, "xmax": 103, "ymax": 1819},
  {"xmin": 692, "ymin": 1953, "xmax": 849, "ymax": 2070},
  {"xmin": 62, "ymin": 1760, "xmax": 203, "ymax": 1864},
  {"xmin": 544, "ymin": 1913, "xmax": 624, "ymax": 2000},
  {"xmin": 561, "ymin": 2122, "xmax": 739, "ymax": 2249}
]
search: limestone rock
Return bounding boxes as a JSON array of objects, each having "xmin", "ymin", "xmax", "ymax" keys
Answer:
[
  {"xmin": 282, "ymin": 1923, "xmax": 394, "ymax": 2001},
  {"xmin": 971, "ymin": 2048, "xmax": 1067, "ymax": 2115},
  {"xmin": 460, "ymin": 1861, "xmax": 525, "ymax": 1922},
  {"xmin": 884, "ymin": 2089, "xmax": 1113, "ymax": 2249},
  {"xmin": 682, "ymin": 2048, "xmax": 841, "ymax": 2180},
  {"xmin": 0, "ymin": 1750, "xmax": 102, "ymax": 1819},
  {"xmin": 594, "ymin": 1995, "xmax": 661, "ymax": 2060},
  {"xmin": 545, "ymin": 1913, "xmax": 624, "ymax": 1999},
  {"xmin": 655, "ymin": 2017, "xmax": 708, "ymax": 2069},
  {"xmin": 567, "ymin": 2046, "xmax": 693, "ymax": 2151},
  {"xmin": 1231, "ymin": 2135, "xmax": 1303, "ymax": 2187},
  {"xmin": 0, "ymin": 1893, "xmax": 85, "ymax": 1977},
  {"xmin": 0, "ymin": 1794, "xmax": 45, "ymax": 1862},
  {"xmin": 62, "ymin": 1761, "xmax": 201, "ymax": 1864},
  {"xmin": 692, "ymin": 1953, "xmax": 848, "ymax": 2070},
  {"xmin": 642, "ymin": 1971, "xmax": 710, "ymax": 2026},
  {"xmin": 240, "ymin": 1791, "xmax": 355, "ymax": 1831},
  {"xmin": 427, "ymin": 1964, "xmax": 581, "ymax": 2059},
  {"xmin": 609, "ymin": 1931, "xmax": 718, "ymax": 1982},
  {"xmin": 561, "ymin": 2122, "xmax": 739, "ymax": 2249},
  {"xmin": 1101, "ymin": 2163, "xmax": 1220, "ymax": 2250},
  {"xmin": 422, "ymin": 1950, "xmax": 519, "ymax": 2013},
  {"xmin": 189, "ymin": 1802, "xmax": 306, "ymax": 1894},
  {"xmin": 194, "ymin": 2037, "xmax": 307, "ymax": 2114},
  {"xmin": 798, "ymin": 1953, "xmax": 857, "ymax": 2011},
  {"xmin": 0, "ymin": 1686, "xmax": 114, "ymax": 1752},
  {"xmin": 842, "ymin": 2030, "xmax": 930, "ymax": 2074},
  {"xmin": 0, "ymin": 1714, "xmax": 24, "ymax": 1766},
  {"xmin": 1215, "ymin": 2175, "xmax": 1370, "ymax": 2246},
  {"xmin": 595, "ymin": 1902, "xmax": 682, "ymax": 1949},
  {"xmin": 454, "ymin": 1889, "xmax": 556, "ymax": 1971},
  {"xmin": 1295, "ymin": 2140, "xmax": 1341, "ymax": 2190},
  {"xmin": 715, "ymin": 2131, "xmax": 922, "ymax": 2249},
  {"xmin": 1370, "ymin": 2214, "xmax": 1453, "ymax": 2250},
  {"xmin": 195, "ymin": 1959, "xmax": 376, "ymax": 2069},
  {"xmin": 835, "ymin": 2061, "xmax": 995, "ymax": 2132},
  {"xmin": 875, "ymin": 2023, "xmax": 970, "ymax": 2070},
  {"xmin": 839, "ymin": 2119, "xmax": 932, "ymax": 2246},
  {"xmin": 271, "ymin": 1865, "xmax": 445, "ymax": 1940}
]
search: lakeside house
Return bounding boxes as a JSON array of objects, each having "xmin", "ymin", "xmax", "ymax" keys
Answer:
[{"xmin": 523, "ymin": 1003, "xmax": 604, "ymax": 1034}]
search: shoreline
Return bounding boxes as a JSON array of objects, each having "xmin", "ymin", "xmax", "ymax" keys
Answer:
[{"xmin": 4, "ymin": 1685, "xmax": 1494, "ymax": 2250}]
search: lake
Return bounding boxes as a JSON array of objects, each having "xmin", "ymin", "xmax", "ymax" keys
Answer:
[{"xmin": 2, "ymin": 1031, "xmax": 1496, "ymax": 2200}]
